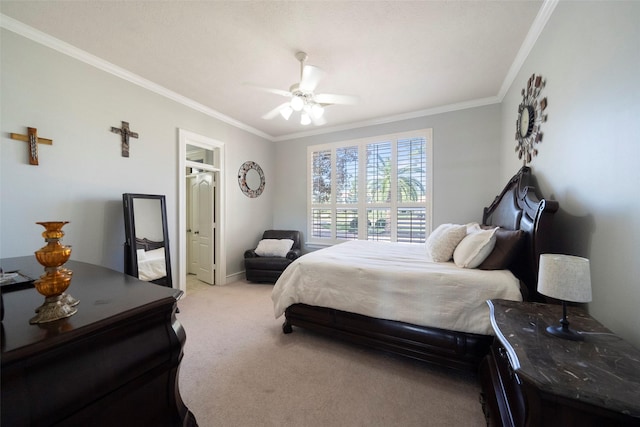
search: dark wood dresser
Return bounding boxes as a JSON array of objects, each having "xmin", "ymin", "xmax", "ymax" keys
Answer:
[
  {"xmin": 480, "ymin": 299, "xmax": 640, "ymax": 427},
  {"xmin": 1, "ymin": 256, "xmax": 197, "ymax": 427}
]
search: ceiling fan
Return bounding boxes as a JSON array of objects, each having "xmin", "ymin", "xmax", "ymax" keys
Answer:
[{"xmin": 249, "ymin": 52, "xmax": 359, "ymax": 126}]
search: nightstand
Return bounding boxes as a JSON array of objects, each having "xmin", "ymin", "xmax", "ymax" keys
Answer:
[{"xmin": 479, "ymin": 299, "xmax": 640, "ymax": 427}]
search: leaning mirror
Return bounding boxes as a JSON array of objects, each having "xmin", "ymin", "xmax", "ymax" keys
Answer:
[{"xmin": 122, "ymin": 193, "xmax": 173, "ymax": 287}]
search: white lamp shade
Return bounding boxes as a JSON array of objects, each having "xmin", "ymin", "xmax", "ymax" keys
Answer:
[
  {"xmin": 279, "ymin": 106, "xmax": 293, "ymax": 120},
  {"xmin": 290, "ymin": 96, "xmax": 304, "ymax": 112},
  {"xmin": 300, "ymin": 112, "xmax": 311, "ymax": 125},
  {"xmin": 537, "ymin": 254, "xmax": 592, "ymax": 303},
  {"xmin": 311, "ymin": 103, "xmax": 324, "ymax": 119}
]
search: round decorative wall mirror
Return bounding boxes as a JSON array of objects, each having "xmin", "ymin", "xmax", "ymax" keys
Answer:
[
  {"xmin": 515, "ymin": 73, "xmax": 548, "ymax": 165},
  {"xmin": 238, "ymin": 161, "xmax": 265, "ymax": 198}
]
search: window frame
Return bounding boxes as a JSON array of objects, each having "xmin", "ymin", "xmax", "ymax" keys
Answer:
[{"xmin": 307, "ymin": 129, "xmax": 433, "ymax": 246}]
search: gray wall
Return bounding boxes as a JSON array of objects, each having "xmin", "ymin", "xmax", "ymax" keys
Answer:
[
  {"xmin": 272, "ymin": 104, "xmax": 503, "ymax": 249},
  {"xmin": 3, "ymin": 1, "xmax": 638, "ymax": 350},
  {"xmin": 0, "ymin": 30, "xmax": 275, "ymax": 285},
  {"xmin": 272, "ymin": 2, "xmax": 640, "ymax": 349},
  {"xmin": 498, "ymin": 2, "xmax": 640, "ymax": 348}
]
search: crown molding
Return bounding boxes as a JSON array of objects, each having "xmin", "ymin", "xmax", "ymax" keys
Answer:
[
  {"xmin": 272, "ymin": 96, "xmax": 501, "ymax": 142},
  {"xmin": 0, "ymin": 14, "xmax": 272, "ymax": 141},
  {"xmin": 497, "ymin": 0, "xmax": 558, "ymax": 101},
  {"xmin": 2, "ymin": 1, "xmax": 557, "ymax": 143}
]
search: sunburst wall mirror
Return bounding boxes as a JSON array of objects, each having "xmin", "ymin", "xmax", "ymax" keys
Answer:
[
  {"xmin": 238, "ymin": 161, "xmax": 265, "ymax": 198},
  {"xmin": 515, "ymin": 73, "xmax": 548, "ymax": 164}
]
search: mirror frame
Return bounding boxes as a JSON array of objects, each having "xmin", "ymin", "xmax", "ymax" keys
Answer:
[
  {"xmin": 238, "ymin": 160, "xmax": 265, "ymax": 198},
  {"xmin": 122, "ymin": 193, "xmax": 173, "ymax": 287}
]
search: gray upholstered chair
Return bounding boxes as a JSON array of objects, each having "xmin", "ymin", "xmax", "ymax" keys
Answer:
[{"xmin": 244, "ymin": 230, "xmax": 301, "ymax": 283}]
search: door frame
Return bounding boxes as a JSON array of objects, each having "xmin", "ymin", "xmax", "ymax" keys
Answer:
[{"xmin": 178, "ymin": 129, "xmax": 226, "ymax": 292}]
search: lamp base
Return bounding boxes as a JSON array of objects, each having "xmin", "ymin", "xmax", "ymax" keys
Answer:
[
  {"xmin": 546, "ymin": 324, "xmax": 584, "ymax": 341},
  {"xmin": 30, "ymin": 295, "xmax": 77, "ymax": 324}
]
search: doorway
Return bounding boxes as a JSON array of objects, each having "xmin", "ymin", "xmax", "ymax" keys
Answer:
[
  {"xmin": 178, "ymin": 129, "xmax": 225, "ymax": 294},
  {"xmin": 187, "ymin": 171, "xmax": 215, "ymax": 284}
]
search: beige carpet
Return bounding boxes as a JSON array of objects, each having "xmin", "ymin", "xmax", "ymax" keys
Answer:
[{"xmin": 177, "ymin": 280, "xmax": 486, "ymax": 427}]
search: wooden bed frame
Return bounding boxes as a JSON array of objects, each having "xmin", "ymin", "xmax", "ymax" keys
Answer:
[
  {"xmin": 135, "ymin": 237, "xmax": 165, "ymax": 252},
  {"xmin": 282, "ymin": 166, "xmax": 559, "ymax": 372}
]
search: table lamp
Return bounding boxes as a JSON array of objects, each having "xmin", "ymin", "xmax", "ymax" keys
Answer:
[{"xmin": 537, "ymin": 254, "xmax": 592, "ymax": 341}]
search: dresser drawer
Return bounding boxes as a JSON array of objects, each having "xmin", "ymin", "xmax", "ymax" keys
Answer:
[
  {"xmin": 489, "ymin": 341, "xmax": 526, "ymax": 426},
  {"xmin": 486, "ymin": 300, "xmax": 640, "ymax": 427}
]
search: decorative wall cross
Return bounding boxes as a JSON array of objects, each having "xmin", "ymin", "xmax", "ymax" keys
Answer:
[
  {"xmin": 110, "ymin": 121, "xmax": 139, "ymax": 157},
  {"xmin": 10, "ymin": 127, "xmax": 53, "ymax": 166}
]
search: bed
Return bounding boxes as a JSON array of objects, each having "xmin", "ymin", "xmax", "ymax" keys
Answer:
[
  {"xmin": 272, "ymin": 166, "xmax": 558, "ymax": 371},
  {"xmin": 135, "ymin": 237, "xmax": 168, "ymax": 282}
]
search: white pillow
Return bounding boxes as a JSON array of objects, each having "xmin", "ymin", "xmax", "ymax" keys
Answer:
[
  {"xmin": 426, "ymin": 224, "xmax": 467, "ymax": 262},
  {"xmin": 466, "ymin": 222, "xmax": 482, "ymax": 234},
  {"xmin": 254, "ymin": 239, "xmax": 294, "ymax": 257},
  {"xmin": 453, "ymin": 228, "xmax": 498, "ymax": 268}
]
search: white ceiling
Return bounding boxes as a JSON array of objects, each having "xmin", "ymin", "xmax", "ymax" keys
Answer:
[{"xmin": 0, "ymin": 1, "xmax": 548, "ymax": 141}]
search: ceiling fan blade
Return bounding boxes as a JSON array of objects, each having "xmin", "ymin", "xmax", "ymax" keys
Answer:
[
  {"xmin": 243, "ymin": 83, "xmax": 291, "ymax": 98},
  {"xmin": 299, "ymin": 65, "xmax": 326, "ymax": 92},
  {"xmin": 261, "ymin": 103, "xmax": 290, "ymax": 120},
  {"xmin": 315, "ymin": 93, "xmax": 359, "ymax": 105}
]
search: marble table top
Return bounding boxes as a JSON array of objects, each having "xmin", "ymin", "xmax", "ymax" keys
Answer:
[{"xmin": 488, "ymin": 299, "xmax": 640, "ymax": 419}]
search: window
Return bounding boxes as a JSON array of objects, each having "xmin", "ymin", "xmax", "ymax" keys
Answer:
[{"xmin": 308, "ymin": 129, "xmax": 432, "ymax": 244}]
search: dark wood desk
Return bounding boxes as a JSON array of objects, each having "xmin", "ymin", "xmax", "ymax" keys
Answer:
[
  {"xmin": 479, "ymin": 299, "xmax": 640, "ymax": 427},
  {"xmin": 1, "ymin": 256, "xmax": 197, "ymax": 427}
]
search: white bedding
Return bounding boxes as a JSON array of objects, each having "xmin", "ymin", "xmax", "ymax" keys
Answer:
[
  {"xmin": 271, "ymin": 240, "xmax": 523, "ymax": 335},
  {"xmin": 138, "ymin": 248, "xmax": 167, "ymax": 281}
]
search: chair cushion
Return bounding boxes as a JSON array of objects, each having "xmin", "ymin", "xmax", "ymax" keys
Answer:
[{"xmin": 244, "ymin": 256, "xmax": 293, "ymax": 271}]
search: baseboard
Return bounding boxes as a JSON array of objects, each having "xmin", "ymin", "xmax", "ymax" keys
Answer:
[{"xmin": 224, "ymin": 270, "xmax": 246, "ymax": 284}]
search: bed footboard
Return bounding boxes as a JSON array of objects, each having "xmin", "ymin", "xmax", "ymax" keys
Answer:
[
  {"xmin": 284, "ymin": 304, "xmax": 492, "ymax": 372},
  {"xmin": 282, "ymin": 318, "xmax": 293, "ymax": 334}
]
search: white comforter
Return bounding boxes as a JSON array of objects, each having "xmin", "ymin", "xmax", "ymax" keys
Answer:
[
  {"xmin": 272, "ymin": 240, "xmax": 523, "ymax": 335},
  {"xmin": 138, "ymin": 248, "xmax": 167, "ymax": 281}
]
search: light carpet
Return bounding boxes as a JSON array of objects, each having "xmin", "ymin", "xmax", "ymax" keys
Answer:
[{"xmin": 177, "ymin": 280, "xmax": 486, "ymax": 427}]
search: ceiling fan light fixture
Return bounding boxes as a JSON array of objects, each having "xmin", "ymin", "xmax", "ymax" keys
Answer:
[
  {"xmin": 252, "ymin": 52, "xmax": 358, "ymax": 127},
  {"xmin": 311, "ymin": 103, "xmax": 324, "ymax": 119},
  {"xmin": 280, "ymin": 106, "xmax": 293, "ymax": 120},
  {"xmin": 290, "ymin": 96, "xmax": 304, "ymax": 112}
]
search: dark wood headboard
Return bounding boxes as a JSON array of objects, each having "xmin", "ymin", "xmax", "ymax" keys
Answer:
[
  {"xmin": 482, "ymin": 166, "xmax": 558, "ymax": 301},
  {"xmin": 135, "ymin": 237, "xmax": 165, "ymax": 251}
]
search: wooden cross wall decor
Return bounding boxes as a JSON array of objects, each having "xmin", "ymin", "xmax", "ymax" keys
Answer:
[
  {"xmin": 110, "ymin": 121, "xmax": 139, "ymax": 157},
  {"xmin": 10, "ymin": 127, "xmax": 53, "ymax": 166}
]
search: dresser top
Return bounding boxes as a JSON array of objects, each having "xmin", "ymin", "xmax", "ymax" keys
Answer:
[
  {"xmin": 488, "ymin": 299, "xmax": 640, "ymax": 419},
  {"xmin": 1, "ymin": 256, "xmax": 181, "ymax": 360}
]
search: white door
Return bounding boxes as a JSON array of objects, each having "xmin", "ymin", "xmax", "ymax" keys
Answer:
[
  {"xmin": 187, "ymin": 176, "xmax": 199, "ymax": 275},
  {"xmin": 196, "ymin": 172, "xmax": 215, "ymax": 284}
]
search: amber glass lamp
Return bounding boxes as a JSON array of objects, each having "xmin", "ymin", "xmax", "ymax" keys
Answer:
[
  {"xmin": 30, "ymin": 221, "xmax": 78, "ymax": 324},
  {"xmin": 537, "ymin": 254, "xmax": 592, "ymax": 341}
]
